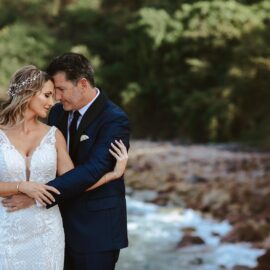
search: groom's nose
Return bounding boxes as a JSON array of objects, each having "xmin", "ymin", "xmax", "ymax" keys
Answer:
[{"xmin": 55, "ymin": 90, "xmax": 62, "ymax": 101}]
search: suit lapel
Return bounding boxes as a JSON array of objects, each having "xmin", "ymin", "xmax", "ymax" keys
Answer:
[{"xmin": 73, "ymin": 90, "xmax": 108, "ymax": 155}]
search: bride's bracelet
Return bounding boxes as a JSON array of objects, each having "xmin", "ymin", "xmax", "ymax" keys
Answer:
[{"xmin": 16, "ymin": 182, "xmax": 22, "ymax": 193}]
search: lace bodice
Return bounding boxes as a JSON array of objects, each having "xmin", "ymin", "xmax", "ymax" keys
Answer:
[
  {"xmin": 0, "ymin": 126, "xmax": 57, "ymax": 183},
  {"xmin": 0, "ymin": 126, "xmax": 64, "ymax": 270}
]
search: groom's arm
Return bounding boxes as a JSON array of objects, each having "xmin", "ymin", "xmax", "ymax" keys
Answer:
[
  {"xmin": 46, "ymin": 112, "xmax": 130, "ymax": 208},
  {"xmin": 2, "ymin": 194, "xmax": 35, "ymax": 212}
]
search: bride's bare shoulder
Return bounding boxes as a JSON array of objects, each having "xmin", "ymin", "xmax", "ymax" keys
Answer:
[
  {"xmin": 38, "ymin": 122, "xmax": 54, "ymax": 132},
  {"xmin": 38, "ymin": 122, "xmax": 65, "ymax": 143}
]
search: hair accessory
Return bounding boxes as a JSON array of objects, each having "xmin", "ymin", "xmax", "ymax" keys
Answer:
[{"xmin": 8, "ymin": 71, "xmax": 42, "ymax": 97}]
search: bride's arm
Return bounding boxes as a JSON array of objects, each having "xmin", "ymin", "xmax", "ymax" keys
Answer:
[
  {"xmin": 0, "ymin": 182, "xmax": 24, "ymax": 197},
  {"xmin": 85, "ymin": 140, "xmax": 128, "ymax": 191},
  {"xmin": 55, "ymin": 129, "xmax": 74, "ymax": 175},
  {"xmin": 56, "ymin": 131, "xmax": 128, "ymax": 191},
  {"xmin": 2, "ymin": 132, "xmax": 128, "ymax": 212},
  {"xmin": 0, "ymin": 181, "xmax": 60, "ymax": 206}
]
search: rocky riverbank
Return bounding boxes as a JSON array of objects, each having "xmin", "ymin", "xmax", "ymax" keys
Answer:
[
  {"xmin": 117, "ymin": 196, "xmax": 264, "ymax": 270},
  {"xmin": 125, "ymin": 141, "xmax": 270, "ymax": 269}
]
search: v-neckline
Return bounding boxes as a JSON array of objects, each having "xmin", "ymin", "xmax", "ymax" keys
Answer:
[{"xmin": 0, "ymin": 127, "xmax": 53, "ymax": 160}]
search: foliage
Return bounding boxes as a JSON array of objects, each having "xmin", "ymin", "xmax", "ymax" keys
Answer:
[{"xmin": 0, "ymin": 23, "xmax": 55, "ymax": 93}]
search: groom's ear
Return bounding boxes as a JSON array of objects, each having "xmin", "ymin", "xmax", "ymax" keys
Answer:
[{"xmin": 78, "ymin": 78, "xmax": 88, "ymax": 90}]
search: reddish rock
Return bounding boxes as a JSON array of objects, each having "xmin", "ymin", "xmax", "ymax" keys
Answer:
[
  {"xmin": 181, "ymin": 227, "xmax": 196, "ymax": 234},
  {"xmin": 233, "ymin": 266, "xmax": 252, "ymax": 270},
  {"xmin": 176, "ymin": 234, "xmax": 205, "ymax": 248},
  {"xmin": 126, "ymin": 141, "xmax": 270, "ymax": 248},
  {"xmin": 221, "ymin": 221, "xmax": 265, "ymax": 243},
  {"xmin": 260, "ymin": 235, "xmax": 270, "ymax": 249},
  {"xmin": 251, "ymin": 249, "xmax": 270, "ymax": 270},
  {"xmin": 201, "ymin": 189, "xmax": 231, "ymax": 210}
]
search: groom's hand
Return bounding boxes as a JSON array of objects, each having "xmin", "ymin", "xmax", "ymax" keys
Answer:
[{"xmin": 2, "ymin": 194, "xmax": 35, "ymax": 212}]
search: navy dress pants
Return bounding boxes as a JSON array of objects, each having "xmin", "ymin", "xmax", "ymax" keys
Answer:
[{"xmin": 64, "ymin": 248, "xmax": 120, "ymax": 270}]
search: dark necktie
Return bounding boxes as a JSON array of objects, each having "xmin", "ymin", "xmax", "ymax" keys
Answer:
[{"xmin": 69, "ymin": 110, "xmax": 80, "ymax": 157}]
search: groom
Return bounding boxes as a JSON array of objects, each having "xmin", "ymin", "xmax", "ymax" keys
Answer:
[
  {"xmin": 4, "ymin": 53, "xmax": 130, "ymax": 270},
  {"xmin": 46, "ymin": 52, "xmax": 130, "ymax": 270}
]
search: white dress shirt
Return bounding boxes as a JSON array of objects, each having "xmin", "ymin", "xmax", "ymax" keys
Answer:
[{"xmin": 67, "ymin": 88, "xmax": 100, "ymax": 150}]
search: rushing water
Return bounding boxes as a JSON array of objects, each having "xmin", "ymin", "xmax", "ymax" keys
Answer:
[{"xmin": 117, "ymin": 196, "xmax": 264, "ymax": 270}]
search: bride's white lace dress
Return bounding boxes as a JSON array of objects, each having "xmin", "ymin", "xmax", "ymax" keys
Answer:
[{"xmin": 0, "ymin": 126, "xmax": 64, "ymax": 270}]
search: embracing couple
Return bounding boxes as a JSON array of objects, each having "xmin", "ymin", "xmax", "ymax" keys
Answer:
[{"xmin": 0, "ymin": 53, "xmax": 130, "ymax": 270}]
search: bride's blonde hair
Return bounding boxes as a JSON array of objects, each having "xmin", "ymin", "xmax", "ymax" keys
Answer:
[{"xmin": 0, "ymin": 65, "xmax": 51, "ymax": 127}]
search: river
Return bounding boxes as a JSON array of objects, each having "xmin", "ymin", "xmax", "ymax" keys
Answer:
[{"xmin": 117, "ymin": 196, "xmax": 264, "ymax": 270}]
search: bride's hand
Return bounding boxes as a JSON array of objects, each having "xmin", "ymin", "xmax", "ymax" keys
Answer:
[
  {"xmin": 18, "ymin": 182, "xmax": 60, "ymax": 207},
  {"xmin": 84, "ymin": 140, "xmax": 128, "ymax": 191},
  {"xmin": 109, "ymin": 140, "xmax": 128, "ymax": 178}
]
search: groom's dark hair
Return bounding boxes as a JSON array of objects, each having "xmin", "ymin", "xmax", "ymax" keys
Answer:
[{"xmin": 46, "ymin": 52, "xmax": 95, "ymax": 87}]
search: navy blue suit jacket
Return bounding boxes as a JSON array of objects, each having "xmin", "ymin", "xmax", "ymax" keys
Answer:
[{"xmin": 47, "ymin": 91, "xmax": 130, "ymax": 253}]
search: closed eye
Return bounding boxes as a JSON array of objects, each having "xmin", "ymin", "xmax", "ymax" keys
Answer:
[
  {"xmin": 45, "ymin": 92, "xmax": 53, "ymax": 98},
  {"xmin": 56, "ymin": 87, "xmax": 65, "ymax": 92}
]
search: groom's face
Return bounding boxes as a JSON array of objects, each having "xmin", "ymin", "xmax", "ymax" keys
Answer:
[{"xmin": 52, "ymin": 72, "xmax": 84, "ymax": 111}]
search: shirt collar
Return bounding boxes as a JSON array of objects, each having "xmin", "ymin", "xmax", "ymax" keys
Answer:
[{"xmin": 70, "ymin": 87, "xmax": 100, "ymax": 118}]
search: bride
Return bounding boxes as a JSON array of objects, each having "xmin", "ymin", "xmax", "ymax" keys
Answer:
[{"xmin": 0, "ymin": 65, "xmax": 128, "ymax": 269}]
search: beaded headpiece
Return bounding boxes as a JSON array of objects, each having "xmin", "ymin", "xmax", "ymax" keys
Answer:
[{"xmin": 8, "ymin": 71, "xmax": 42, "ymax": 97}]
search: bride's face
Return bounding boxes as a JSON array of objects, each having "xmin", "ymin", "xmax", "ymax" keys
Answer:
[{"xmin": 28, "ymin": 80, "xmax": 55, "ymax": 118}]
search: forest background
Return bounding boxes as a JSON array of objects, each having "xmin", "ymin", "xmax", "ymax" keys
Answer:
[{"xmin": 1, "ymin": 0, "xmax": 270, "ymax": 146}]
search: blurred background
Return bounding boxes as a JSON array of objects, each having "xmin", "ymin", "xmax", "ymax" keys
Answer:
[{"xmin": 1, "ymin": 0, "xmax": 270, "ymax": 269}]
